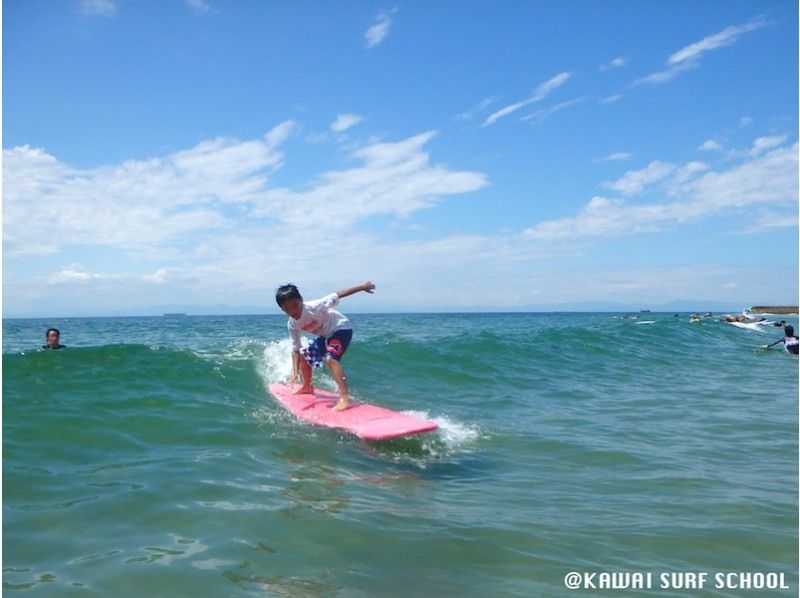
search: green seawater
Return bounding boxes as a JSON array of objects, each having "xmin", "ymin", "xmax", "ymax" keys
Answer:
[{"xmin": 3, "ymin": 313, "xmax": 798, "ymax": 596}]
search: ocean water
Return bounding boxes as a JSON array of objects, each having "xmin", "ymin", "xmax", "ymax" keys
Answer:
[{"xmin": 3, "ymin": 313, "xmax": 798, "ymax": 597}]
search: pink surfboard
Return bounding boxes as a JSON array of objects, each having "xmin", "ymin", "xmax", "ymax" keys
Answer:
[{"xmin": 268, "ymin": 383, "xmax": 439, "ymax": 441}]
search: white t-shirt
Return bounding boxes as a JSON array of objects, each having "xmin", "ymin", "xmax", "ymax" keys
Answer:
[{"xmin": 288, "ymin": 293, "xmax": 351, "ymax": 351}]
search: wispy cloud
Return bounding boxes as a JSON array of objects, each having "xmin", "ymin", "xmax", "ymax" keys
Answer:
[
  {"xmin": 599, "ymin": 56, "xmax": 628, "ymax": 72},
  {"xmin": 520, "ymin": 97, "xmax": 585, "ymax": 125},
  {"xmin": 737, "ymin": 208, "xmax": 798, "ymax": 234},
  {"xmin": 49, "ymin": 264, "xmax": 112, "ymax": 285},
  {"xmin": 79, "ymin": 0, "xmax": 116, "ymax": 16},
  {"xmin": 631, "ymin": 18, "xmax": 766, "ymax": 88},
  {"xmin": 595, "ymin": 152, "xmax": 632, "ymax": 162},
  {"xmin": 365, "ymin": 9, "xmax": 396, "ymax": 48},
  {"xmin": 668, "ymin": 20, "xmax": 766, "ymax": 65},
  {"xmin": 749, "ymin": 134, "xmax": 788, "ymax": 157},
  {"xmin": 603, "ymin": 160, "xmax": 677, "ymax": 196},
  {"xmin": 251, "ymin": 131, "xmax": 488, "ymax": 226},
  {"xmin": 709, "ymin": 133, "xmax": 790, "ymax": 161},
  {"xmin": 483, "ymin": 72, "xmax": 571, "ymax": 127},
  {"xmin": 698, "ymin": 139, "xmax": 723, "ymax": 152},
  {"xmin": 524, "ymin": 138, "xmax": 797, "ymax": 241},
  {"xmin": 330, "ymin": 113, "xmax": 364, "ymax": 133},
  {"xmin": 600, "ymin": 93, "xmax": 624, "ymax": 105},
  {"xmin": 186, "ymin": 0, "xmax": 211, "ymax": 14},
  {"xmin": 455, "ymin": 96, "xmax": 497, "ymax": 122},
  {"xmin": 630, "ymin": 60, "xmax": 698, "ymax": 87}
]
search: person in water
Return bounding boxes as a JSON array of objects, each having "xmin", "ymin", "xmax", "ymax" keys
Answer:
[
  {"xmin": 766, "ymin": 325, "xmax": 799, "ymax": 355},
  {"xmin": 276, "ymin": 282, "xmax": 375, "ymax": 411},
  {"xmin": 43, "ymin": 328, "xmax": 66, "ymax": 350}
]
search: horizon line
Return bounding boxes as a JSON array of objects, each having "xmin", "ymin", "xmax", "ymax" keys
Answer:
[{"xmin": 6, "ymin": 306, "xmax": 790, "ymax": 321}]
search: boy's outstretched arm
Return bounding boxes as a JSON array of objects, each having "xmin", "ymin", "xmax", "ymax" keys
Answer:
[{"xmin": 337, "ymin": 281, "xmax": 376, "ymax": 299}]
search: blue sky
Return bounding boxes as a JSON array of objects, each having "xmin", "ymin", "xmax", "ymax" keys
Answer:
[{"xmin": 3, "ymin": 0, "xmax": 798, "ymax": 316}]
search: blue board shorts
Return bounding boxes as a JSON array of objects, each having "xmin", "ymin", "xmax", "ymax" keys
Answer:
[{"xmin": 301, "ymin": 329, "xmax": 353, "ymax": 369}]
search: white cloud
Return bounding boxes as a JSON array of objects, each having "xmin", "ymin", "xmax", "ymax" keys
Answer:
[
  {"xmin": 49, "ymin": 264, "xmax": 116, "ymax": 285},
  {"xmin": 4, "ymin": 125, "xmax": 497, "ymax": 314},
  {"xmin": 595, "ymin": 152, "xmax": 632, "ymax": 162},
  {"xmin": 631, "ymin": 18, "xmax": 766, "ymax": 88},
  {"xmin": 668, "ymin": 161, "xmax": 710, "ymax": 187},
  {"xmin": 600, "ymin": 94, "xmax": 624, "ymax": 105},
  {"xmin": 365, "ymin": 9, "xmax": 395, "ymax": 48},
  {"xmin": 455, "ymin": 96, "xmax": 497, "ymax": 121},
  {"xmin": 749, "ymin": 134, "xmax": 788, "ymax": 157},
  {"xmin": 698, "ymin": 139, "xmax": 722, "ymax": 152},
  {"xmin": 682, "ymin": 142, "xmax": 797, "ymax": 215},
  {"xmin": 630, "ymin": 60, "xmax": 698, "ymax": 88},
  {"xmin": 3, "ymin": 122, "xmax": 298, "ymax": 256},
  {"xmin": 6, "ymin": 117, "xmax": 794, "ymax": 315},
  {"xmin": 599, "ymin": 56, "xmax": 628, "ymax": 71},
  {"xmin": 603, "ymin": 160, "xmax": 676, "ymax": 196},
  {"xmin": 523, "ymin": 196, "xmax": 653, "ymax": 240},
  {"xmin": 737, "ymin": 209, "xmax": 799, "ymax": 234},
  {"xmin": 250, "ymin": 131, "xmax": 488, "ymax": 226},
  {"xmin": 668, "ymin": 20, "xmax": 766, "ymax": 65},
  {"xmin": 186, "ymin": 0, "xmax": 211, "ymax": 14},
  {"xmin": 145, "ymin": 268, "xmax": 170, "ymax": 283},
  {"xmin": 483, "ymin": 72, "xmax": 571, "ymax": 127},
  {"xmin": 718, "ymin": 134, "xmax": 792, "ymax": 161},
  {"xmin": 524, "ymin": 141, "xmax": 798, "ymax": 241},
  {"xmin": 3, "ymin": 126, "xmax": 487, "ymax": 264},
  {"xmin": 330, "ymin": 113, "xmax": 364, "ymax": 132},
  {"xmin": 79, "ymin": 0, "xmax": 116, "ymax": 15},
  {"xmin": 520, "ymin": 97, "xmax": 585, "ymax": 125}
]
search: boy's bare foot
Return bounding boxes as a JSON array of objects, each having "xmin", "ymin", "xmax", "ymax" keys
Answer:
[
  {"xmin": 332, "ymin": 398, "xmax": 351, "ymax": 411},
  {"xmin": 294, "ymin": 385, "xmax": 314, "ymax": 395}
]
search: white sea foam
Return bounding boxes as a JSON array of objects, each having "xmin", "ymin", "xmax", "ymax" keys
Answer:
[
  {"xmin": 222, "ymin": 338, "xmax": 268, "ymax": 361},
  {"xmin": 403, "ymin": 410, "xmax": 482, "ymax": 452},
  {"xmin": 728, "ymin": 321, "xmax": 768, "ymax": 333},
  {"xmin": 255, "ymin": 337, "xmax": 342, "ymax": 392},
  {"xmin": 258, "ymin": 338, "xmax": 295, "ymax": 384}
]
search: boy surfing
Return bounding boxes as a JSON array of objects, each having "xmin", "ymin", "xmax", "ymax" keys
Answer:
[{"xmin": 276, "ymin": 282, "xmax": 375, "ymax": 411}]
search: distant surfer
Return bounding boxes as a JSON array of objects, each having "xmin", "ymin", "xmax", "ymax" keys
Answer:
[
  {"xmin": 276, "ymin": 282, "xmax": 376, "ymax": 411},
  {"xmin": 765, "ymin": 325, "xmax": 799, "ymax": 355},
  {"xmin": 723, "ymin": 314, "xmax": 769, "ymax": 324},
  {"xmin": 723, "ymin": 314, "xmax": 748, "ymax": 322},
  {"xmin": 42, "ymin": 328, "xmax": 66, "ymax": 350}
]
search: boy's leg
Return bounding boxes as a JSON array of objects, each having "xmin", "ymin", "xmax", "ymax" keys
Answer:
[
  {"xmin": 325, "ymin": 329, "xmax": 353, "ymax": 410},
  {"xmin": 294, "ymin": 357, "xmax": 314, "ymax": 394},
  {"xmin": 298, "ymin": 335, "xmax": 339, "ymax": 395},
  {"xmin": 326, "ymin": 358, "xmax": 350, "ymax": 410}
]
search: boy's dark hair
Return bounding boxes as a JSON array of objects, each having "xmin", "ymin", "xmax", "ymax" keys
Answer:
[
  {"xmin": 785, "ymin": 325, "xmax": 795, "ymax": 337},
  {"xmin": 275, "ymin": 284, "xmax": 302, "ymax": 307},
  {"xmin": 46, "ymin": 327, "xmax": 60, "ymax": 338}
]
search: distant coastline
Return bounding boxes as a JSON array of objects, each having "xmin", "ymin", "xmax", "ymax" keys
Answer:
[{"xmin": 748, "ymin": 306, "xmax": 799, "ymax": 315}]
